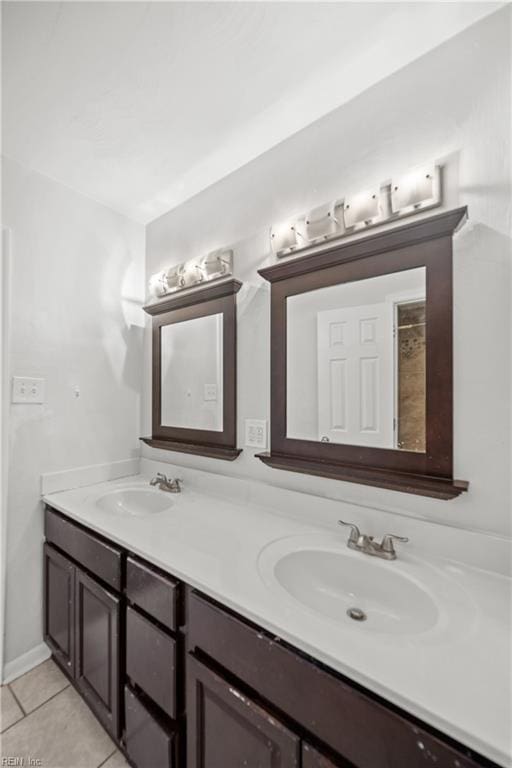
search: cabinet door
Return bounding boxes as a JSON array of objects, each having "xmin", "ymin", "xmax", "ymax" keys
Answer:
[
  {"xmin": 44, "ymin": 544, "xmax": 75, "ymax": 677},
  {"xmin": 187, "ymin": 655, "xmax": 300, "ymax": 768},
  {"xmin": 75, "ymin": 568, "xmax": 120, "ymax": 737}
]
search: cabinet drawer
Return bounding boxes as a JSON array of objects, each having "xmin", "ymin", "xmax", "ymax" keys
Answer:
[
  {"xmin": 45, "ymin": 507, "xmax": 122, "ymax": 591},
  {"xmin": 125, "ymin": 686, "xmax": 176, "ymax": 768},
  {"xmin": 126, "ymin": 606, "xmax": 177, "ymax": 719},
  {"xmin": 188, "ymin": 591, "xmax": 487, "ymax": 768},
  {"xmin": 127, "ymin": 556, "xmax": 179, "ymax": 631}
]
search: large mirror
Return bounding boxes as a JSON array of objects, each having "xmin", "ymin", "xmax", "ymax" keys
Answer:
[
  {"xmin": 142, "ymin": 279, "xmax": 242, "ymax": 460},
  {"xmin": 257, "ymin": 207, "xmax": 469, "ymax": 499},
  {"xmin": 287, "ymin": 267, "xmax": 426, "ymax": 452}
]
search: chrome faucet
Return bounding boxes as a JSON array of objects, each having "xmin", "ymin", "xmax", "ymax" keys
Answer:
[
  {"xmin": 338, "ymin": 520, "xmax": 408, "ymax": 560},
  {"xmin": 149, "ymin": 473, "xmax": 183, "ymax": 493}
]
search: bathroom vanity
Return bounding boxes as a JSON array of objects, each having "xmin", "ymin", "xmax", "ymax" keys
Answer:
[{"xmin": 41, "ymin": 476, "xmax": 509, "ymax": 768}]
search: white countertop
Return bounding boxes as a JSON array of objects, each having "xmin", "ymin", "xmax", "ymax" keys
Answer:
[{"xmin": 43, "ymin": 475, "xmax": 512, "ymax": 767}]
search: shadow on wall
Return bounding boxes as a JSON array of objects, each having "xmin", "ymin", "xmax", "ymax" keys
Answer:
[
  {"xmin": 453, "ymin": 222, "xmax": 511, "ymax": 534},
  {"xmin": 121, "ymin": 323, "xmax": 145, "ymax": 397},
  {"xmin": 100, "ymin": 245, "xmax": 145, "ymax": 388}
]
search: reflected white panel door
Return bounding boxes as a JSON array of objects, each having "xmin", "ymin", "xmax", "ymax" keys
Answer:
[{"xmin": 317, "ymin": 303, "xmax": 394, "ymax": 447}]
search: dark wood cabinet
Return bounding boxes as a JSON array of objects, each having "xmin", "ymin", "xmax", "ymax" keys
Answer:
[
  {"xmin": 43, "ymin": 508, "xmax": 499, "ymax": 768},
  {"xmin": 303, "ymin": 744, "xmax": 345, "ymax": 768},
  {"xmin": 125, "ymin": 686, "xmax": 177, "ymax": 768},
  {"xmin": 75, "ymin": 568, "xmax": 120, "ymax": 738},
  {"xmin": 43, "ymin": 543, "xmax": 75, "ymax": 677},
  {"xmin": 187, "ymin": 591, "xmax": 497, "ymax": 768},
  {"xmin": 44, "ymin": 538, "xmax": 121, "ymax": 738},
  {"xmin": 44, "ymin": 506, "xmax": 184, "ymax": 764},
  {"xmin": 187, "ymin": 655, "xmax": 300, "ymax": 768}
]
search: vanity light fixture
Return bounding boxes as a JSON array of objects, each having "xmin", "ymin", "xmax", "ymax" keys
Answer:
[
  {"xmin": 270, "ymin": 162, "xmax": 442, "ymax": 257},
  {"xmin": 390, "ymin": 164, "xmax": 441, "ymax": 215},
  {"xmin": 148, "ymin": 249, "xmax": 233, "ymax": 300},
  {"xmin": 149, "ymin": 271, "xmax": 169, "ymax": 298},
  {"xmin": 342, "ymin": 188, "xmax": 383, "ymax": 231},
  {"xmin": 270, "ymin": 220, "xmax": 300, "ymax": 255},
  {"xmin": 304, "ymin": 202, "xmax": 342, "ymax": 243}
]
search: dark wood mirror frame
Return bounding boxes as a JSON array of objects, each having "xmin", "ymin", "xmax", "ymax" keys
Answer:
[
  {"xmin": 257, "ymin": 208, "xmax": 469, "ymax": 499},
  {"xmin": 141, "ymin": 279, "xmax": 243, "ymax": 460}
]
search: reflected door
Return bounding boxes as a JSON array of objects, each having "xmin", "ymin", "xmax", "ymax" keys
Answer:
[{"xmin": 317, "ymin": 302, "xmax": 394, "ymax": 447}]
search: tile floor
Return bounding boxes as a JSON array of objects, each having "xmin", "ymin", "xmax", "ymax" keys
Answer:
[{"xmin": 0, "ymin": 659, "xmax": 129, "ymax": 768}]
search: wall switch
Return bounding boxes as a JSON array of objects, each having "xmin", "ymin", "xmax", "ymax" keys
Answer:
[
  {"xmin": 12, "ymin": 376, "xmax": 45, "ymax": 404},
  {"xmin": 245, "ymin": 419, "xmax": 267, "ymax": 449},
  {"xmin": 204, "ymin": 384, "xmax": 217, "ymax": 401}
]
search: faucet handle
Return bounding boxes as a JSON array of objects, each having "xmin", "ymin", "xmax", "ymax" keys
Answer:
[
  {"xmin": 380, "ymin": 533, "xmax": 409, "ymax": 555},
  {"xmin": 173, "ymin": 478, "xmax": 183, "ymax": 490},
  {"xmin": 338, "ymin": 520, "xmax": 361, "ymax": 544}
]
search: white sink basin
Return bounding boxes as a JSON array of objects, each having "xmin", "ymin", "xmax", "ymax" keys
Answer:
[
  {"xmin": 258, "ymin": 535, "xmax": 475, "ymax": 638},
  {"xmin": 273, "ymin": 549, "xmax": 438, "ymax": 634},
  {"xmin": 95, "ymin": 488, "xmax": 174, "ymax": 517}
]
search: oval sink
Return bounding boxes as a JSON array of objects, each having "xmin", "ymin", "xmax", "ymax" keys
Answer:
[
  {"xmin": 258, "ymin": 535, "xmax": 474, "ymax": 637},
  {"xmin": 273, "ymin": 549, "xmax": 438, "ymax": 635},
  {"xmin": 95, "ymin": 488, "xmax": 174, "ymax": 517}
]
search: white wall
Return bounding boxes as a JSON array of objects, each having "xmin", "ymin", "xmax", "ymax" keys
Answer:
[
  {"xmin": 1, "ymin": 157, "xmax": 145, "ymax": 668},
  {"xmin": 145, "ymin": 9, "xmax": 511, "ymax": 539}
]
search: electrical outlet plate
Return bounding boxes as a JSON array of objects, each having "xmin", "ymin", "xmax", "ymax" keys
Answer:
[
  {"xmin": 12, "ymin": 376, "xmax": 45, "ymax": 404},
  {"xmin": 245, "ymin": 419, "xmax": 267, "ymax": 449},
  {"xmin": 203, "ymin": 384, "xmax": 218, "ymax": 402}
]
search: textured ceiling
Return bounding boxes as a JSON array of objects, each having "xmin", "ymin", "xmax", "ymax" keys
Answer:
[{"xmin": 2, "ymin": 2, "xmax": 501, "ymax": 223}]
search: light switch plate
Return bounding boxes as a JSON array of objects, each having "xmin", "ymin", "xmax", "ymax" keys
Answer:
[
  {"xmin": 245, "ymin": 419, "xmax": 267, "ymax": 449},
  {"xmin": 12, "ymin": 376, "xmax": 45, "ymax": 404}
]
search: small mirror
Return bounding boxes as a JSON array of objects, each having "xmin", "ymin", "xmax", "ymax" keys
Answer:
[
  {"xmin": 142, "ymin": 279, "xmax": 242, "ymax": 460},
  {"xmin": 161, "ymin": 314, "xmax": 223, "ymax": 431},
  {"xmin": 287, "ymin": 267, "xmax": 426, "ymax": 452}
]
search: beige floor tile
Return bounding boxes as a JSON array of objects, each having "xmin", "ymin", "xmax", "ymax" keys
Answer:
[
  {"xmin": 10, "ymin": 659, "xmax": 69, "ymax": 714},
  {"xmin": 0, "ymin": 685, "xmax": 115, "ymax": 768},
  {"xmin": 100, "ymin": 750, "xmax": 130, "ymax": 768},
  {"xmin": 0, "ymin": 686, "xmax": 24, "ymax": 732}
]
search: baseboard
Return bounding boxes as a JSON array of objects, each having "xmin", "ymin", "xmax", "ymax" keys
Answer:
[{"xmin": 2, "ymin": 642, "xmax": 51, "ymax": 684}]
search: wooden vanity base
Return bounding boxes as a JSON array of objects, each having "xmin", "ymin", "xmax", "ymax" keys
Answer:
[{"xmin": 44, "ymin": 505, "xmax": 499, "ymax": 768}]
